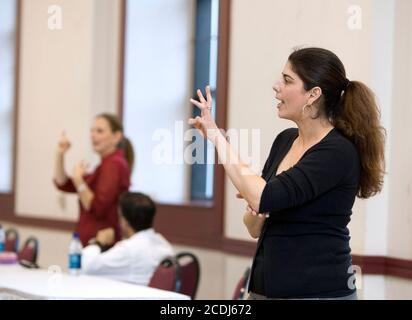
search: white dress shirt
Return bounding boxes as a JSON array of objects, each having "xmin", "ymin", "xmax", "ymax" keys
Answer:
[{"xmin": 82, "ymin": 228, "xmax": 174, "ymax": 286}]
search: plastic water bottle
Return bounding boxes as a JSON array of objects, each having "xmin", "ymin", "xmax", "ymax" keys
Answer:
[
  {"xmin": 68, "ymin": 232, "xmax": 82, "ymax": 276},
  {"xmin": 0, "ymin": 225, "xmax": 5, "ymax": 252}
]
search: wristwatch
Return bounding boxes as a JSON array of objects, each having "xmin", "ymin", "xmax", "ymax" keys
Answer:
[
  {"xmin": 88, "ymin": 238, "xmax": 111, "ymax": 252},
  {"xmin": 76, "ymin": 182, "xmax": 87, "ymax": 193},
  {"xmin": 88, "ymin": 238, "xmax": 103, "ymax": 250}
]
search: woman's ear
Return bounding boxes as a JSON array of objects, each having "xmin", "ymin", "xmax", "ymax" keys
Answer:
[
  {"xmin": 308, "ymin": 86, "xmax": 322, "ymax": 105},
  {"xmin": 114, "ymin": 131, "xmax": 123, "ymax": 145}
]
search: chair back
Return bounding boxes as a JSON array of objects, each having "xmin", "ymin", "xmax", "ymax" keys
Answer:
[
  {"xmin": 175, "ymin": 252, "xmax": 200, "ymax": 299},
  {"xmin": 148, "ymin": 257, "xmax": 181, "ymax": 292},
  {"xmin": 18, "ymin": 237, "xmax": 39, "ymax": 265},
  {"xmin": 5, "ymin": 229, "xmax": 19, "ymax": 253}
]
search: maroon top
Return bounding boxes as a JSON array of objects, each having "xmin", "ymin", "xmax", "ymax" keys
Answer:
[{"xmin": 55, "ymin": 149, "xmax": 130, "ymax": 246}]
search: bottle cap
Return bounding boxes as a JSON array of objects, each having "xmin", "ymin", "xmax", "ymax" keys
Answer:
[{"xmin": 73, "ymin": 232, "xmax": 80, "ymax": 239}]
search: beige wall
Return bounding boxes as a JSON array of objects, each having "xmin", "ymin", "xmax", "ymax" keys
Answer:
[
  {"xmin": 386, "ymin": 277, "xmax": 412, "ymax": 300},
  {"xmin": 387, "ymin": 0, "xmax": 412, "ymax": 259}
]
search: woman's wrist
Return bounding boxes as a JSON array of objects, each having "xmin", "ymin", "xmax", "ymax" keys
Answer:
[
  {"xmin": 73, "ymin": 177, "xmax": 85, "ymax": 189},
  {"xmin": 56, "ymin": 149, "xmax": 66, "ymax": 157},
  {"xmin": 88, "ymin": 238, "xmax": 106, "ymax": 252},
  {"xmin": 209, "ymin": 128, "xmax": 226, "ymax": 145}
]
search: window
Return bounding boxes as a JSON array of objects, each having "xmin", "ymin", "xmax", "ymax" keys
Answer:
[
  {"xmin": 122, "ymin": 0, "xmax": 230, "ymax": 247},
  {"xmin": 190, "ymin": 0, "xmax": 219, "ymax": 201},
  {"xmin": 123, "ymin": 0, "xmax": 220, "ymax": 204},
  {"xmin": 0, "ymin": 0, "xmax": 17, "ymax": 193}
]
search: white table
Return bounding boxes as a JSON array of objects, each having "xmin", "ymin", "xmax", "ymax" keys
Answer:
[{"xmin": 0, "ymin": 264, "xmax": 190, "ymax": 300}]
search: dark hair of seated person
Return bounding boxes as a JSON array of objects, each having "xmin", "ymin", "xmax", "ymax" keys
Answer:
[{"xmin": 119, "ymin": 192, "xmax": 156, "ymax": 232}]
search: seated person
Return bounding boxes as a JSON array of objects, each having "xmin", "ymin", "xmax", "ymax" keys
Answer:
[{"xmin": 82, "ymin": 192, "xmax": 174, "ymax": 286}]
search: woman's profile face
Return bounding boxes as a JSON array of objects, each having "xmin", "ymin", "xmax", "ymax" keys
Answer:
[
  {"xmin": 90, "ymin": 117, "xmax": 122, "ymax": 156},
  {"xmin": 273, "ymin": 61, "xmax": 311, "ymax": 122}
]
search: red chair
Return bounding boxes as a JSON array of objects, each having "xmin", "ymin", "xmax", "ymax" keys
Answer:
[
  {"xmin": 148, "ymin": 257, "xmax": 181, "ymax": 293},
  {"xmin": 232, "ymin": 267, "xmax": 251, "ymax": 300},
  {"xmin": 18, "ymin": 237, "xmax": 39, "ymax": 267},
  {"xmin": 175, "ymin": 252, "xmax": 200, "ymax": 300},
  {"xmin": 5, "ymin": 228, "xmax": 19, "ymax": 253}
]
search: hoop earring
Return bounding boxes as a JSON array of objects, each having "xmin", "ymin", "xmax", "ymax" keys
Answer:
[{"xmin": 302, "ymin": 104, "xmax": 310, "ymax": 116}]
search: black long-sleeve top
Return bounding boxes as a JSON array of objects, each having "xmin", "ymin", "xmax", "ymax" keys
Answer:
[{"xmin": 249, "ymin": 127, "xmax": 360, "ymax": 298}]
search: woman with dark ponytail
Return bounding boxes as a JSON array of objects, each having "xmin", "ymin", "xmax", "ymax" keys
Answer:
[
  {"xmin": 189, "ymin": 47, "xmax": 385, "ymax": 299},
  {"xmin": 54, "ymin": 113, "xmax": 134, "ymax": 247}
]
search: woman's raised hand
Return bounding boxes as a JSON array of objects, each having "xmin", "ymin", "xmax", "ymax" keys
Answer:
[
  {"xmin": 189, "ymin": 86, "xmax": 221, "ymax": 142},
  {"xmin": 57, "ymin": 131, "xmax": 71, "ymax": 155}
]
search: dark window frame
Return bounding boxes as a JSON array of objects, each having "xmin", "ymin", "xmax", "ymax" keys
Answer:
[{"xmin": 190, "ymin": 0, "xmax": 218, "ymax": 202}]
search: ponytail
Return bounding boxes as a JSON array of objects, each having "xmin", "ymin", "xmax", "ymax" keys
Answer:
[
  {"xmin": 288, "ymin": 47, "xmax": 386, "ymax": 199},
  {"xmin": 119, "ymin": 137, "xmax": 135, "ymax": 172},
  {"xmin": 333, "ymin": 81, "xmax": 386, "ymax": 198}
]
